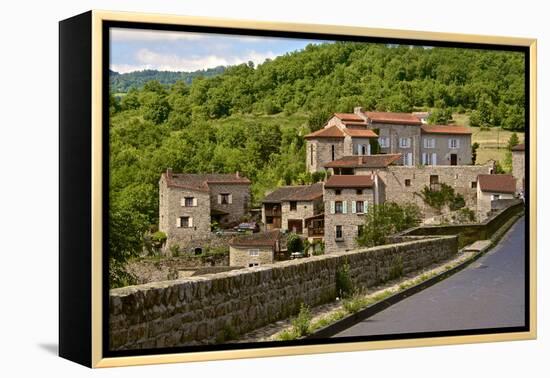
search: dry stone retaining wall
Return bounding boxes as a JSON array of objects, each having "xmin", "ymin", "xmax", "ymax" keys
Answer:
[{"xmin": 109, "ymin": 235, "xmax": 458, "ymax": 350}]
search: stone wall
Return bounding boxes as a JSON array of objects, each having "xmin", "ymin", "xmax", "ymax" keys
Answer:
[
  {"xmin": 209, "ymin": 183, "xmax": 250, "ymax": 227},
  {"xmin": 423, "ymin": 133, "xmax": 472, "ymax": 165},
  {"xmin": 159, "ymin": 176, "xmax": 212, "ymax": 253},
  {"xmin": 378, "ymin": 163, "xmax": 494, "ymax": 216},
  {"xmin": 374, "ymin": 123, "xmax": 421, "ymax": 165},
  {"xmin": 110, "ymin": 235, "xmax": 457, "ymax": 350},
  {"xmin": 512, "ymin": 150, "xmax": 525, "ymax": 193},
  {"xmin": 281, "ymin": 199, "xmax": 319, "ymax": 235},
  {"xmin": 229, "ymin": 245, "xmax": 274, "ymax": 267},
  {"xmin": 306, "ymin": 138, "xmax": 346, "ymax": 173}
]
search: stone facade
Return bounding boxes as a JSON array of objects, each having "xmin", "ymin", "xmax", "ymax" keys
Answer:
[
  {"xmin": 324, "ymin": 187, "xmax": 375, "ymax": 254},
  {"xmin": 377, "ymin": 163, "xmax": 494, "ymax": 215},
  {"xmin": 512, "ymin": 149, "xmax": 525, "ymax": 194},
  {"xmin": 476, "ymin": 185, "xmax": 515, "ymax": 221},
  {"xmin": 229, "ymin": 245, "xmax": 274, "ymax": 267},
  {"xmin": 306, "ymin": 137, "xmax": 346, "ymax": 173},
  {"xmin": 159, "ymin": 175, "xmax": 211, "ymax": 253},
  {"xmin": 109, "ymin": 235, "xmax": 458, "ymax": 349},
  {"xmin": 281, "ymin": 199, "xmax": 322, "ymax": 235},
  {"xmin": 208, "ymin": 183, "xmax": 251, "ymax": 227},
  {"xmin": 373, "ymin": 122, "xmax": 421, "ymax": 165}
]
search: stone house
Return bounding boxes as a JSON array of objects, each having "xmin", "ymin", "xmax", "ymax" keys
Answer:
[
  {"xmin": 323, "ymin": 175, "xmax": 375, "ymax": 253},
  {"xmin": 159, "ymin": 169, "xmax": 251, "ymax": 253},
  {"xmin": 261, "ymin": 183, "xmax": 324, "ymax": 237},
  {"xmin": 476, "ymin": 174, "xmax": 516, "ymax": 220},
  {"xmin": 512, "ymin": 143, "xmax": 525, "ymax": 194},
  {"xmin": 229, "ymin": 230, "xmax": 282, "ymax": 267},
  {"xmin": 305, "ymin": 107, "xmax": 472, "ymax": 172}
]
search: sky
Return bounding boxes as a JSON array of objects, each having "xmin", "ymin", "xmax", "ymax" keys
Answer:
[{"xmin": 110, "ymin": 28, "xmax": 327, "ymax": 73}]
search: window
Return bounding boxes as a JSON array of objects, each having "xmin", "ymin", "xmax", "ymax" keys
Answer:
[
  {"xmin": 248, "ymin": 249, "xmax": 259, "ymax": 256},
  {"xmin": 335, "ymin": 201, "xmax": 343, "ymax": 214},
  {"xmin": 331, "ymin": 145, "xmax": 335, "ymax": 161},
  {"xmin": 405, "ymin": 179, "xmax": 411, "ymax": 187},
  {"xmin": 356, "ymin": 200, "xmax": 365, "ymax": 214},
  {"xmin": 219, "ymin": 193, "xmax": 231, "ymax": 205},
  {"xmin": 403, "ymin": 152, "xmax": 413, "ymax": 166},
  {"xmin": 335, "ymin": 189, "xmax": 341, "ymax": 195},
  {"xmin": 178, "ymin": 216, "xmax": 192, "ymax": 228},
  {"xmin": 356, "ymin": 189, "xmax": 363, "ymax": 195},
  {"xmin": 336, "ymin": 225, "xmax": 343, "ymax": 240},
  {"xmin": 491, "ymin": 194, "xmax": 501, "ymax": 200},
  {"xmin": 358, "ymin": 225, "xmax": 365, "ymax": 237},
  {"xmin": 184, "ymin": 197, "xmax": 194, "ymax": 207},
  {"xmin": 379, "ymin": 136, "xmax": 389, "ymax": 148},
  {"xmin": 449, "ymin": 138, "xmax": 459, "ymax": 149},
  {"xmin": 471, "ymin": 181, "xmax": 477, "ymax": 189},
  {"xmin": 248, "ymin": 263, "xmax": 259, "ymax": 267},
  {"xmin": 399, "ymin": 137, "xmax": 411, "ymax": 148},
  {"xmin": 423, "ymin": 138, "xmax": 435, "ymax": 149},
  {"xmin": 290, "ymin": 201, "xmax": 297, "ymax": 211},
  {"xmin": 194, "ymin": 248, "xmax": 203, "ymax": 256}
]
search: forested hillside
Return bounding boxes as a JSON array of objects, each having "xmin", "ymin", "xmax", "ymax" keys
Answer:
[
  {"xmin": 108, "ymin": 41, "xmax": 525, "ymax": 286},
  {"xmin": 109, "ymin": 66, "xmax": 225, "ymax": 93}
]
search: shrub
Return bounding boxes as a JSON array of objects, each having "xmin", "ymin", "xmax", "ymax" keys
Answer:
[
  {"xmin": 150, "ymin": 231, "xmax": 167, "ymax": 250},
  {"xmin": 169, "ymin": 244, "xmax": 181, "ymax": 257},
  {"xmin": 342, "ymin": 294, "xmax": 370, "ymax": 314},
  {"xmin": 335, "ymin": 261, "xmax": 354, "ymax": 299},
  {"xmin": 287, "ymin": 232, "xmax": 304, "ymax": 253},
  {"xmin": 421, "ymin": 183, "xmax": 465, "ymax": 212},
  {"xmin": 291, "ymin": 303, "xmax": 312, "ymax": 337}
]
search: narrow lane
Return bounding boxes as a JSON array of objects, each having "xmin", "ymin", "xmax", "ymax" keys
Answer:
[{"xmin": 334, "ymin": 217, "xmax": 526, "ymax": 337}]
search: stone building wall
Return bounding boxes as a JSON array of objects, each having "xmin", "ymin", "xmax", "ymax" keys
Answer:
[
  {"xmin": 378, "ymin": 164, "xmax": 493, "ymax": 215},
  {"xmin": 324, "ymin": 187, "xmax": 375, "ymax": 253},
  {"xmin": 209, "ymin": 183, "xmax": 250, "ymax": 227},
  {"xmin": 109, "ymin": 235, "xmax": 458, "ymax": 350},
  {"xmin": 229, "ymin": 245, "xmax": 274, "ymax": 267},
  {"xmin": 159, "ymin": 176, "xmax": 212, "ymax": 253},
  {"xmin": 476, "ymin": 187, "xmax": 515, "ymax": 221},
  {"xmin": 512, "ymin": 150, "xmax": 525, "ymax": 193},
  {"xmin": 281, "ymin": 200, "xmax": 318, "ymax": 235},
  {"xmin": 373, "ymin": 123, "xmax": 421, "ymax": 165},
  {"xmin": 420, "ymin": 134, "xmax": 472, "ymax": 166},
  {"xmin": 306, "ymin": 138, "xmax": 346, "ymax": 173}
]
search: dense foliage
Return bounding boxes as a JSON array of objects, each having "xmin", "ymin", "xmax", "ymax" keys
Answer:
[
  {"xmin": 420, "ymin": 183, "xmax": 466, "ymax": 211},
  {"xmin": 110, "ymin": 66, "xmax": 225, "ymax": 93},
  {"xmin": 108, "ymin": 41, "xmax": 525, "ymax": 285},
  {"xmin": 356, "ymin": 202, "xmax": 422, "ymax": 247}
]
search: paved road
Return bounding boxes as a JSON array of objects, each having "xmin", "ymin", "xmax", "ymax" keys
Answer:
[{"xmin": 334, "ymin": 217, "xmax": 526, "ymax": 337}]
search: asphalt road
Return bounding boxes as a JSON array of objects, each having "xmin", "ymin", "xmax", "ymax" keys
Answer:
[{"xmin": 334, "ymin": 217, "xmax": 526, "ymax": 338}]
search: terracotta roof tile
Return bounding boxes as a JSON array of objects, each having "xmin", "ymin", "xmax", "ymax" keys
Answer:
[
  {"xmin": 324, "ymin": 154, "xmax": 402, "ymax": 169},
  {"xmin": 343, "ymin": 128, "xmax": 378, "ymax": 138},
  {"xmin": 263, "ymin": 183, "xmax": 323, "ymax": 203},
  {"xmin": 512, "ymin": 143, "xmax": 525, "ymax": 151},
  {"xmin": 324, "ymin": 175, "xmax": 374, "ymax": 189},
  {"xmin": 365, "ymin": 111, "xmax": 422, "ymax": 126},
  {"xmin": 164, "ymin": 170, "xmax": 250, "ymax": 191},
  {"xmin": 478, "ymin": 174, "xmax": 516, "ymax": 194},
  {"xmin": 304, "ymin": 125, "xmax": 345, "ymax": 139},
  {"xmin": 421, "ymin": 124, "xmax": 472, "ymax": 135},
  {"xmin": 334, "ymin": 113, "xmax": 364, "ymax": 122},
  {"xmin": 229, "ymin": 230, "xmax": 281, "ymax": 247}
]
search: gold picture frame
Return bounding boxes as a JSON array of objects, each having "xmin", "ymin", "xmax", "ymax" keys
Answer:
[{"xmin": 59, "ymin": 10, "xmax": 537, "ymax": 368}]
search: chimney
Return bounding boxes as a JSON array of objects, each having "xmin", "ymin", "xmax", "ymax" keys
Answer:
[{"xmin": 354, "ymin": 106, "xmax": 368, "ymax": 122}]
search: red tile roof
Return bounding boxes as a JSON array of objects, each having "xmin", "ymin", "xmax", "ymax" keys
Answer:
[
  {"xmin": 304, "ymin": 125, "xmax": 345, "ymax": 139},
  {"xmin": 334, "ymin": 113, "xmax": 364, "ymax": 122},
  {"xmin": 164, "ymin": 170, "xmax": 250, "ymax": 191},
  {"xmin": 421, "ymin": 124, "xmax": 472, "ymax": 135},
  {"xmin": 512, "ymin": 143, "xmax": 525, "ymax": 151},
  {"xmin": 343, "ymin": 128, "xmax": 378, "ymax": 138},
  {"xmin": 365, "ymin": 111, "xmax": 422, "ymax": 126},
  {"xmin": 478, "ymin": 174, "xmax": 516, "ymax": 194},
  {"xmin": 229, "ymin": 229, "xmax": 281, "ymax": 248},
  {"xmin": 324, "ymin": 154, "xmax": 402, "ymax": 169},
  {"xmin": 324, "ymin": 175, "xmax": 374, "ymax": 189}
]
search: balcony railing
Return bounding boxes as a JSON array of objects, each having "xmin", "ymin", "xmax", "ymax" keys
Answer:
[
  {"xmin": 308, "ymin": 226, "xmax": 324, "ymax": 237},
  {"xmin": 264, "ymin": 209, "xmax": 282, "ymax": 217}
]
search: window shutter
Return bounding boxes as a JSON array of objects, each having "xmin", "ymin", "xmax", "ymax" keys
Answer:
[
  {"xmin": 422, "ymin": 153, "xmax": 427, "ymax": 165},
  {"xmin": 229, "ymin": 194, "xmax": 233, "ymax": 204},
  {"xmin": 342, "ymin": 200, "xmax": 347, "ymax": 214},
  {"xmin": 330, "ymin": 201, "xmax": 335, "ymax": 214},
  {"xmin": 181, "ymin": 198, "xmax": 186, "ymax": 207},
  {"xmin": 176, "ymin": 217, "xmax": 181, "ymax": 227},
  {"xmin": 432, "ymin": 153, "xmax": 437, "ymax": 165},
  {"xmin": 423, "ymin": 138, "xmax": 427, "ymax": 148},
  {"xmin": 364, "ymin": 201, "xmax": 369, "ymax": 213},
  {"xmin": 189, "ymin": 217, "xmax": 193, "ymax": 228},
  {"xmin": 351, "ymin": 201, "xmax": 356, "ymax": 213},
  {"xmin": 218, "ymin": 194, "xmax": 222, "ymax": 204},
  {"xmin": 456, "ymin": 139, "xmax": 460, "ymax": 149},
  {"xmin": 193, "ymin": 197, "xmax": 197, "ymax": 206}
]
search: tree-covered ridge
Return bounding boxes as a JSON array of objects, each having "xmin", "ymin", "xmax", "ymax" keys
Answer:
[
  {"xmin": 109, "ymin": 66, "xmax": 226, "ymax": 93},
  {"xmin": 108, "ymin": 41, "xmax": 526, "ymax": 287}
]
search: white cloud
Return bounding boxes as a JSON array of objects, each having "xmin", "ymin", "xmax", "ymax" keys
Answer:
[
  {"xmin": 123, "ymin": 48, "xmax": 277, "ymax": 72},
  {"xmin": 110, "ymin": 28, "xmax": 205, "ymax": 42}
]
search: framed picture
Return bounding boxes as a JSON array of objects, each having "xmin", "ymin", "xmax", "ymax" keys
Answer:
[{"xmin": 59, "ymin": 10, "xmax": 537, "ymax": 368}]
